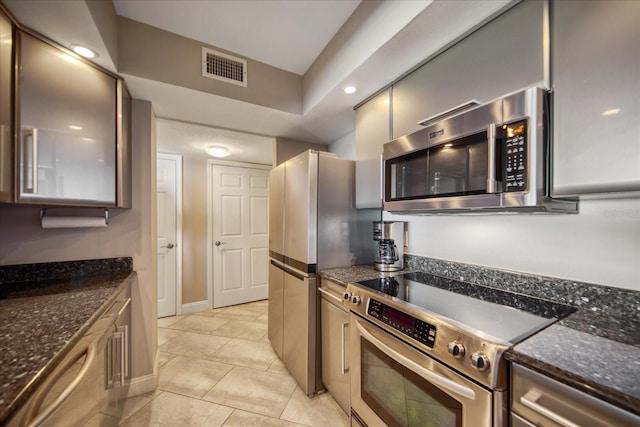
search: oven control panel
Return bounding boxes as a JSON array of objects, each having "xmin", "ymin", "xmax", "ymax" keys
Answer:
[{"xmin": 368, "ymin": 299, "xmax": 436, "ymax": 348}]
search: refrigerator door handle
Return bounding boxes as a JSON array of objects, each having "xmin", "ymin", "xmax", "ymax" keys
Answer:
[
  {"xmin": 270, "ymin": 259, "xmax": 287, "ymax": 272},
  {"xmin": 286, "ymin": 268, "xmax": 306, "ymax": 281}
]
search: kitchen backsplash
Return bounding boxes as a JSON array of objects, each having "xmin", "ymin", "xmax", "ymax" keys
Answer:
[{"xmin": 405, "ymin": 254, "xmax": 640, "ymax": 320}]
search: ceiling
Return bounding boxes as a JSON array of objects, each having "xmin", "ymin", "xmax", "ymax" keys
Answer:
[
  {"xmin": 3, "ymin": 0, "xmax": 514, "ymax": 164},
  {"xmin": 112, "ymin": 0, "xmax": 362, "ymax": 76}
]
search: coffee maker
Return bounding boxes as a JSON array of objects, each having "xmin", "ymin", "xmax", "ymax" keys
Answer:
[{"xmin": 373, "ymin": 221, "xmax": 405, "ymax": 272}]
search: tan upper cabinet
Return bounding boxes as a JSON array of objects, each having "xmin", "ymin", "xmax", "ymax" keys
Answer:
[
  {"xmin": 355, "ymin": 89, "xmax": 390, "ymax": 209},
  {"xmin": 12, "ymin": 29, "xmax": 131, "ymax": 208},
  {"xmin": 551, "ymin": 0, "xmax": 640, "ymax": 196},
  {"xmin": 392, "ymin": 0, "xmax": 548, "ymax": 140},
  {"xmin": 0, "ymin": 9, "xmax": 12, "ymax": 203}
]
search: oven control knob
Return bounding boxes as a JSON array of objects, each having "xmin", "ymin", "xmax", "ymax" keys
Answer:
[
  {"xmin": 351, "ymin": 295, "xmax": 362, "ymax": 306},
  {"xmin": 343, "ymin": 292, "xmax": 352, "ymax": 301},
  {"xmin": 470, "ymin": 352, "xmax": 490, "ymax": 371},
  {"xmin": 447, "ymin": 341, "xmax": 465, "ymax": 359}
]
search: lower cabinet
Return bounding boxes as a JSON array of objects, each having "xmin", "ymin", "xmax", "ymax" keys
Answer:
[
  {"xmin": 511, "ymin": 364, "xmax": 640, "ymax": 427},
  {"xmin": 320, "ymin": 282, "xmax": 350, "ymax": 414},
  {"xmin": 7, "ymin": 284, "xmax": 131, "ymax": 427}
]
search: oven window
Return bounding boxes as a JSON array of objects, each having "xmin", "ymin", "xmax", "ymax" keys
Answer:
[{"xmin": 361, "ymin": 338, "xmax": 462, "ymax": 427}]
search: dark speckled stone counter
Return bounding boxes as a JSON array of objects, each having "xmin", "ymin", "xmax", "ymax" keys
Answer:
[
  {"xmin": 318, "ymin": 264, "xmax": 411, "ymax": 286},
  {"xmin": 0, "ymin": 257, "xmax": 134, "ymax": 425},
  {"xmin": 322, "ymin": 257, "xmax": 640, "ymax": 416}
]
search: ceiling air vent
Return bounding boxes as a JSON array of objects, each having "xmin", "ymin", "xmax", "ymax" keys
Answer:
[{"xmin": 202, "ymin": 47, "xmax": 247, "ymax": 87}]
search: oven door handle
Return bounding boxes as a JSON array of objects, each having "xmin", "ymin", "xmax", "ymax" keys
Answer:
[{"xmin": 355, "ymin": 318, "xmax": 476, "ymax": 401}]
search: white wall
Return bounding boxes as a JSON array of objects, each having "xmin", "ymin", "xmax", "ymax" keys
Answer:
[
  {"xmin": 330, "ymin": 131, "xmax": 355, "ymax": 160},
  {"xmin": 385, "ymin": 197, "xmax": 640, "ymax": 291}
]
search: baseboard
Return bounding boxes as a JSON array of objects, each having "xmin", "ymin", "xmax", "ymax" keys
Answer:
[
  {"xmin": 181, "ymin": 299, "xmax": 210, "ymax": 314},
  {"xmin": 126, "ymin": 350, "xmax": 160, "ymax": 398}
]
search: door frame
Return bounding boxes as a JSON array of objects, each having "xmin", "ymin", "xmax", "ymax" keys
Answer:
[
  {"xmin": 206, "ymin": 159, "xmax": 271, "ymax": 309},
  {"xmin": 157, "ymin": 153, "xmax": 183, "ymax": 316}
]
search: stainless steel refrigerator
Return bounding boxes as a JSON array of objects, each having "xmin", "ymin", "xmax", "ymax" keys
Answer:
[{"xmin": 268, "ymin": 150, "xmax": 375, "ymax": 395}]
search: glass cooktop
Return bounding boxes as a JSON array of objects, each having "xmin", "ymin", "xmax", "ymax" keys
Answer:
[{"xmin": 356, "ymin": 272, "xmax": 575, "ymax": 344}]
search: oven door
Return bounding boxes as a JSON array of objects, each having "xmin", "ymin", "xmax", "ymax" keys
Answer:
[{"xmin": 350, "ymin": 314, "xmax": 493, "ymax": 427}]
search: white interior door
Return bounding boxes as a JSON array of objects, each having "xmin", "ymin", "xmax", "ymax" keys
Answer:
[
  {"xmin": 211, "ymin": 163, "xmax": 270, "ymax": 308},
  {"xmin": 157, "ymin": 154, "xmax": 182, "ymax": 318}
]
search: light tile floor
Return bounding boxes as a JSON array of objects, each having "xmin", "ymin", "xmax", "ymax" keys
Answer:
[{"xmin": 119, "ymin": 300, "xmax": 350, "ymax": 427}]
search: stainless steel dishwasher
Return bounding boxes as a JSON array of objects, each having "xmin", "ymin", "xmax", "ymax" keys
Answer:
[
  {"xmin": 511, "ymin": 364, "xmax": 640, "ymax": 427},
  {"xmin": 10, "ymin": 289, "xmax": 131, "ymax": 427}
]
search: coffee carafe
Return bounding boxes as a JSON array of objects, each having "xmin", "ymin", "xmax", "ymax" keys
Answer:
[{"xmin": 373, "ymin": 221, "xmax": 405, "ymax": 272}]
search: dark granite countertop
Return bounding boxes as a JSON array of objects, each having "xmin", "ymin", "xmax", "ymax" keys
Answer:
[
  {"xmin": 318, "ymin": 264, "xmax": 410, "ymax": 287},
  {"xmin": 320, "ymin": 262, "xmax": 640, "ymax": 416},
  {"xmin": 0, "ymin": 258, "xmax": 134, "ymax": 425},
  {"xmin": 506, "ymin": 312, "xmax": 640, "ymax": 415}
]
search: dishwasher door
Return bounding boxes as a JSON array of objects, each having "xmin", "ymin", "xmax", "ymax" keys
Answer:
[
  {"xmin": 8, "ymin": 329, "xmax": 103, "ymax": 427},
  {"xmin": 511, "ymin": 364, "xmax": 640, "ymax": 427},
  {"xmin": 282, "ymin": 266, "xmax": 320, "ymax": 395}
]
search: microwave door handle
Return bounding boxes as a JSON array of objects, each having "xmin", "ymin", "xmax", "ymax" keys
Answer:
[
  {"xmin": 355, "ymin": 318, "xmax": 476, "ymax": 401},
  {"xmin": 486, "ymin": 124, "xmax": 498, "ymax": 194}
]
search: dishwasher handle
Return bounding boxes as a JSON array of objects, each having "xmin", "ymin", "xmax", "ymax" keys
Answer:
[
  {"xmin": 23, "ymin": 341, "xmax": 97, "ymax": 427},
  {"xmin": 318, "ymin": 287, "xmax": 344, "ymax": 304},
  {"xmin": 520, "ymin": 390, "xmax": 582, "ymax": 427}
]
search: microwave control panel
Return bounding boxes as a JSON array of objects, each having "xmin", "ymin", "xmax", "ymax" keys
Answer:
[{"xmin": 504, "ymin": 120, "xmax": 528, "ymax": 192}]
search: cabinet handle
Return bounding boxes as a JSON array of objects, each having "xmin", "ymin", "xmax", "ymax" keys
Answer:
[
  {"xmin": 341, "ymin": 322, "xmax": 349, "ymax": 374},
  {"xmin": 520, "ymin": 390, "xmax": 582, "ymax": 427},
  {"xmin": 318, "ymin": 287, "xmax": 343, "ymax": 304},
  {"xmin": 23, "ymin": 129, "xmax": 38, "ymax": 194},
  {"xmin": 23, "ymin": 342, "xmax": 96, "ymax": 427}
]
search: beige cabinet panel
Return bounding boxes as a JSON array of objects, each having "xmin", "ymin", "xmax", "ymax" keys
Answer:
[
  {"xmin": 320, "ymin": 279, "xmax": 350, "ymax": 414},
  {"xmin": 552, "ymin": 0, "xmax": 640, "ymax": 196},
  {"xmin": 392, "ymin": 0, "xmax": 547, "ymax": 140},
  {"xmin": 355, "ymin": 90, "xmax": 390, "ymax": 208},
  {"xmin": 0, "ymin": 9, "xmax": 12, "ymax": 202}
]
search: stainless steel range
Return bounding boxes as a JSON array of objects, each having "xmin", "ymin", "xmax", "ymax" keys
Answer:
[{"xmin": 345, "ymin": 272, "xmax": 574, "ymax": 427}]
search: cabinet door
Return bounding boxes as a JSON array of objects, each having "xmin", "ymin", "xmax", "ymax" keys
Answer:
[
  {"xmin": 268, "ymin": 261, "xmax": 285, "ymax": 359},
  {"xmin": 355, "ymin": 90, "xmax": 390, "ymax": 208},
  {"xmin": 392, "ymin": 0, "xmax": 547, "ymax": 139},
  {"xmin": 0, "ymin": 9, "xmax": 12, "ymax": 202},
  {"xmin": 282, "ymin": 271, "xmax": 317, "ymax": 395},
  {"xmin": 17, "ymin": 31, "xmax": 117, "ymax": 206},
  {"xmin": 320, "ymin": 297, "xmax": 350, "ymax": 414},
  {"xmin": 552, "ymin": 0, "xmax": 640, "ymax": 196}
]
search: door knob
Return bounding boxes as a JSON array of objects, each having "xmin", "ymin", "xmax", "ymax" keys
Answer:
[
  {"xmin": 161, "ymin": 243, "xmax": 175, "ymax": 249},
  {"xmin": 214, "ymin": 241, "xmax": 225, "ymax": 246}
]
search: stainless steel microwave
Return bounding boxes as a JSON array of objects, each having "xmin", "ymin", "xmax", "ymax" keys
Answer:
[{"xmin": 383, "ymin": 87, "xmax": 578, "ymax": 213}]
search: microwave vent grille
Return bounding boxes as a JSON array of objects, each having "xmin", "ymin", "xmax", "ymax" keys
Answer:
[{"xmin": 202, "ymin": 47, "xmax": 247, "ymax": 87}]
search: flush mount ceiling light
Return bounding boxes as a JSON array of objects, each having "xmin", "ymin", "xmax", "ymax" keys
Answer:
[
  {"xmin": 71, "ymin": 44, "xmax": 97, "ymax": 59},
  {"xmin": 344, "ymin": 86, "xmax": 357, "ymax": 94},
  {"xmin": 602, "ymin": 108, "xmax": 620, "ymax": 116},
  {"xmin": 205, "ymin": 145, "xmax": 231, "ymax": 158}
]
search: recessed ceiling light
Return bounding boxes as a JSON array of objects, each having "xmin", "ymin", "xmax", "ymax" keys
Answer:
[
  {"xmin": 206, "ymin": 145, "xmax": 231, "ymax": 158},
  {"xmin": 344, "ymin": 86, "xmax": 357, "ymax": 94},
  {"xmin": 69, "ymin": 125, "xmax": 82, "ymax": 130},
  {"xmin": 71, "ymin": 44, "xmax": 97, "ymax": 59},
  {"xmin": 602, "ymin": 108, "xmax": 620, "ymax": 116}
]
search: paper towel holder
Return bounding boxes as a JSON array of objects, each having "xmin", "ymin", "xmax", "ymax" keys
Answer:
[{"xmin": 40, "ymin": 208, "xmax": 109, "ymax": 225}]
